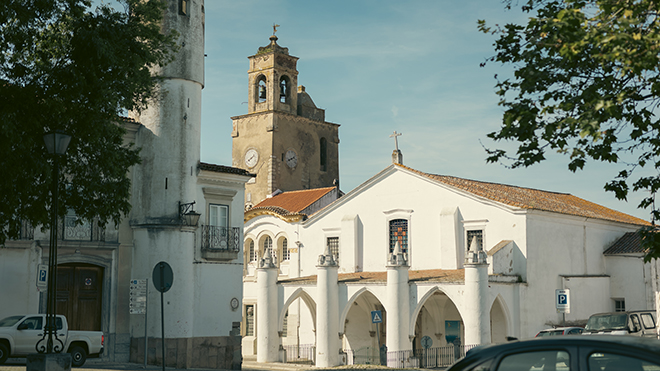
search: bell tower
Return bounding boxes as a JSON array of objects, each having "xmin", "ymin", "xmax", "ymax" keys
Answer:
[{"xmin": 232, "ymin": 33, "xmax": 340, "ymax": 208}]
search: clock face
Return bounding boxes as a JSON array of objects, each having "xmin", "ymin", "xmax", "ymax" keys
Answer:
[
  {"xmin": 285, "ymin": 149, "xmax": 298, "ymax": 168},
  {"xmin": 245, "ymin": 149, "xmax": 258, "ymax": 168}
]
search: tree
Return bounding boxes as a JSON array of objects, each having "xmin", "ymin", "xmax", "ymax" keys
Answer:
[
  {"xmin": 0, "ymin": 0, "xmax": 176, "ymax": 245},
  {"xmin": 479, "ymin": 0, "xmax": 660, "ymax": 259}
]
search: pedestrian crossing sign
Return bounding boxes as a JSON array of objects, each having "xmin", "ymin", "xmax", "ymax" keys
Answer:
[{"xmin": 371, "ymin": 310, "xmax": 383, "ymax": 323}]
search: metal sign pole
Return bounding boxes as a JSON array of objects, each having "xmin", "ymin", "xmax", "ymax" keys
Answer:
[
  {"xmin": 144, "ymin": 278, "xmax": 148, "ymax": 369},
  {"xmin": 160, "ymin": 264, "xmax": 165, "ymax": 371}
]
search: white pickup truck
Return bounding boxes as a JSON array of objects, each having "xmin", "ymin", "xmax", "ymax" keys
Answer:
[{"xmin": 0, "ymin": 314, "xmax": 104, "ymax": 367}]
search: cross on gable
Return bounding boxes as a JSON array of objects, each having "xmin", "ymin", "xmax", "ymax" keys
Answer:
[{"xmin": 390, "ymin": 131, "xmax": 402, "ymax": 151}]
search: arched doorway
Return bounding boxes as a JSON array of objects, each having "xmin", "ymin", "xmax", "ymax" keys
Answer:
[
  {"xmin": 56, "ymin": 263, "xmax": 104, "ymax": 331},
  {"xmin": 343, "ymin": 290, "xmax": 386, "ymax": 365},
  {"xmin": 490, "ymin": 296, "xmax": 509, "ymax": 343}
]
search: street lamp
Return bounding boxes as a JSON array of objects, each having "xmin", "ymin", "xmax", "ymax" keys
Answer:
[
  {"xmin": 37, "ymin": 131, "xmax": 71, "ymax": 354},
  {"xmin": 179, "ymin": 201, "xmax": 201, "ymax": 227}
]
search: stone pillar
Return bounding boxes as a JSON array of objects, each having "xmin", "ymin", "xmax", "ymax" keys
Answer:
[
  {"xmin": 316, "ymin": 244, "xmax": 339, "ymax": 367},
  {"xmin": 386, "ymin": 241, "xmax": 411, "ymax": 355},
  {"xmin": 256, "ymin": 247, "xmax": 279, "ymax": 362},
  {"xmin": 463, "ymin": 237, "xmax": 490, "ymax": 346}
]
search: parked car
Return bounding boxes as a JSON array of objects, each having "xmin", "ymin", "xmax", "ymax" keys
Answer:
[
  {"xmin": 536, "ymin": 327, "xmax": 584, "ymax": 337},
  {"xmin": 447, "ymin": 335, "xmax": 660, "ymax": 370},
  {"xmin": 0, "ymin": 314, "xmax": 104, "ymax": 367},
  {"xmin": 583, "ymin": 310, "xmax": 657, "ymax": 337}
]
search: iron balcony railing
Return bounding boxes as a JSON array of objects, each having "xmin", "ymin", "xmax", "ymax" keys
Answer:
[
  {"xmin": 201, "ymin": 225, "xmax": 240, "ymax": 252},
  {"xmin": 61, "ymin": 215, "xmax": 105, "ymax": 241}
]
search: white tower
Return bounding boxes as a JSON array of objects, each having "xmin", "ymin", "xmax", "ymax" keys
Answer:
[
  {"xmin": 315, "ymin": 245, "xmax": 340, "ymax": 367},
  {"xmin": 386, "ymin": 241, "xmax": 411, "ymax": 358},
  {"xmin": 256, "ymin": 247, "xmax": 279, "ymax": 362},
  {"xmin": 463, "ymin": 236, "xmax": 490, "ymax": 345},
  {"xmin": 128, "ymin": 0, "xmax": 205, "ymax": 366}
]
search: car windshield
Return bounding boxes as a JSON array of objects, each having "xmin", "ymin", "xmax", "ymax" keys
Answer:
[
  {"xmin": 585, "ymin": 314, "xmax": 628, "ymax": 331},
  {"xmin": 0, "ymin": 315, "xmax": 25, "ymax": 327}
]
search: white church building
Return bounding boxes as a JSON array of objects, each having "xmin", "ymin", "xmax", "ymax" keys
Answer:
[{"xmin": 241, "ymin": 161, "xmax": 656, "ymax": 367}]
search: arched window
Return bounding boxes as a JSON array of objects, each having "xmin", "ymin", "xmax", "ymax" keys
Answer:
[
  {"xmin": 248, "ymin": 240, "xmax": 256, "ymax": 262},
  {"xmin": 282, "ymin": 238, "xmax": 290, "ymax": 261},
  {"xmin": 279, "ymin": 76, "xmax": 289, "ymax": 103},
  {"xmin": 257, "ymin": 76, "xmax": 267, "ymax": 103},
  {"xmin": 389, "ymin": 219, "xmax": 408, "ymax": 254},
  {"xmin": 263, "ymin": 236, "xmax": 273, "ymax": 260},
  {"xmin": 320, "ymin": 137, "xmax": 328, "ymax": 171}
]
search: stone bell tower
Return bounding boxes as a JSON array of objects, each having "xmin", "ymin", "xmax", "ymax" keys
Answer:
[{"xmin": 231, "ymin": 31, "xmax": 340, "ymax": 208}]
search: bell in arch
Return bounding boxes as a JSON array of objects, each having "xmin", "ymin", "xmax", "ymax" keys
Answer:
[
  {"xmin": 279, "ymin": 80, "xmax": 287, "ymax": 100},
  {"xmin": 259, "ymin": 85, "xmax": 267, "ymax": 100}
]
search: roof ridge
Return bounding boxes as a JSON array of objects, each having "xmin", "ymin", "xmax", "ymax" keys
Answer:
[{"xmin": 395, "ymin": 163, "xmax": 570, "ymax": 196}]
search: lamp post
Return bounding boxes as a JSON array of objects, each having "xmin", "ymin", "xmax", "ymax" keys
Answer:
[{"xmin": 37, "ymin": 131, "xmax": 71, "ymax": 355}]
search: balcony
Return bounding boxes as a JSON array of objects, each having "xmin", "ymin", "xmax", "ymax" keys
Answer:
[{"xmin": 201, "ymin": 225, "xmax": 241, "ymax": 261}]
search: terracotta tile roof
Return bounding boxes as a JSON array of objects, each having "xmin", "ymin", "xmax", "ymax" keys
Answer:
[
  {"xmin": 254, "ymin": 187, "xmax": 337, "ymax": 213},
  {"xmin": 397, "ymin": 164, "xmax": 649, "ymax": 226},
  {"xmin": 604, "ymin": 231, "xmax": 645, "ymax": 255},
  {"xmin": 199, "ymin": 162, "xmax": 254, "ymax": 176},
  {"xmin": 278, "ymin": 269, "xmax": 464, "ymax": 284}
]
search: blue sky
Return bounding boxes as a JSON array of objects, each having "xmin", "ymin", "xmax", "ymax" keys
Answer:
[{"xmin": 195, "ymin": 1, "xmax": 652, "ymax": 222}]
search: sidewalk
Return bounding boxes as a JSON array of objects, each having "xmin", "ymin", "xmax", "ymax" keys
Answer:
[{"xmin": 0, "ymin": 358, "xmax": 314, "ymax": 371}]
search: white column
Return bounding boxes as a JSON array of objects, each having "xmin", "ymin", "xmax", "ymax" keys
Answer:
[
  {"xmin": 463, "ymin": 237, "xmax": 490, "ymax": 346},
  {"xmin": 386, "ymin": 241, "xmax": 411, "ymax": 354},
  {"xmin": 256, "ymin": 248, "xmax": 279, "ymax": 362},
  {"xmin": 316, "ymin": 247, "xmax": 339, "ymax": 367}
]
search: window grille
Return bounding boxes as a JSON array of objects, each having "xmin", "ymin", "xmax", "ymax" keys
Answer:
[
  {"xmin": 327, "ymin": 237, "xmax": 339, "ymax": 260},
  {"xmin": 282, "ymin": 239, "xmax": 290, "ymax": 261},
  {"xmin": 282, "ymin": 311, "xmax": 288, "ymax": 337},
  {"xmin": 264, "ymin": 236, "xmax": 273, "ymax": 260},
  {"xmin": 389, "ymin": 219, "xmax": 408, "ymax": 254},
  {"xmin": 249, "ymin": 240, "xmax": 256, "ymax": 262},
  {"xmin": 246, "ymin": 305, "xmax": 255, "ymax": 336},
  {"xmin": 466, "ymin": 230, "xmax": 483, "ymax": 250}
]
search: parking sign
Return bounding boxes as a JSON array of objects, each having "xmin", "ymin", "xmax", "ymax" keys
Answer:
[{"xmin": 556, "ymin": 289, "xmax": 570, "ymax": 313}]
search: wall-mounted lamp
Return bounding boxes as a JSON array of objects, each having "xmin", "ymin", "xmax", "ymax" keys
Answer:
[{"xmin": 179, "ymin": 201, "xmax": 201, "ymax": 227}]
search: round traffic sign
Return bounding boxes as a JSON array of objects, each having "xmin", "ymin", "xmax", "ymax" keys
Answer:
[{"xmin": 152, "ymin": 261, "xmax": 173, "ymax": 293}]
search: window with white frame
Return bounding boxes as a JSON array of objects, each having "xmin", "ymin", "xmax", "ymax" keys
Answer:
[
  {"xmin": 614, "ymin": 298, "xmax": 626, "ymax": 312},
  {"xmin": 389, "ymin": 219, "xmax": 408, "ymax": 254},
  {"xmin": 248, "ymin": 240, "xmax": 256, "ymax": 262},
  {"xmin": 263, "ymin": 236, "xmax": 273, "ymax": 260},
  {"xmin": 209, "ymin": 204, "xmax": 228, "ymax": 227},
  {"xmin": 327, "ymin": 237, "xmax": 339, "ymax": 260},
  {"xmin": 282, "ymin": 238, "xmax": 290, "ymax": 261}
]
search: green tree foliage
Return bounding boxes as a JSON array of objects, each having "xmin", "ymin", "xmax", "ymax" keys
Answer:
[
  {"xmin": 479, "ymin": 0, "xmax": 660, "ymax": 259},
  {"xmin": 0, "ymin": 0, "xmax": 176, "ymax": 244}
]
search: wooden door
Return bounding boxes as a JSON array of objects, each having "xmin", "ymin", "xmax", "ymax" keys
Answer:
[{"xmin": 56, "ymin": 264, "xmax": 103, "ymax": 331}]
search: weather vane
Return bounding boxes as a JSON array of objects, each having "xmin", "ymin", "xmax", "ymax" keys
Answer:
[{"xmin": 273, "ymin": 23, "xmax": 280, "ymax": 36}]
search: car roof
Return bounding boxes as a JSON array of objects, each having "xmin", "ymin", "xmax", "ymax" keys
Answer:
[
  {"xmin": 455, "ymin": 336, "xmax": 660, "ymax": 369},
  {"xmin": 538, "ymin": 327, "xmax": 582, "ymax": 331}
]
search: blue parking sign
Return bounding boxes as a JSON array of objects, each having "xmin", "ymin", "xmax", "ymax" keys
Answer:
[
  {"xmin": 37, "ymin": 264, "xmax": 48, "ymax": 289},
  {"xmin": 555, "ymin": 289, "xmax": 570, "ymax": 313}
]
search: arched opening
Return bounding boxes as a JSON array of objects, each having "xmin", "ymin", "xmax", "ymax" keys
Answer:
[
  {"xmin": 320, "ymin": 137, "xmax": 327, "ymax": 172},
  {"xmin": 490, "ymin": 296, "xmax": 510, "ymax": 343},
  {"xmin": 342, "ymin": 290, "xmax": 386, "ymax": 365},
  {"xmin": 257, "ymin": 76, "xmax": 267, "ymax": 103},
  {"xmin": 410, "ymin": 288, "xmax": 464, "ymax": 368},
  {"xmin": 279, "ymin": 76, "xmax": 290, "ymax": 103},
  {"xmin": 280, "ymin": 289, "xmax": 317, "ymax": 364},
  {"xmin": 276, "ymin": 236, "xmax": 290, "ymax": 275}
]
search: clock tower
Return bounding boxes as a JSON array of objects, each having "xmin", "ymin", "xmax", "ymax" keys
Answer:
[{"xmin": 231, "ymin": 34, "xmax": 340, "ymax": 208}]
